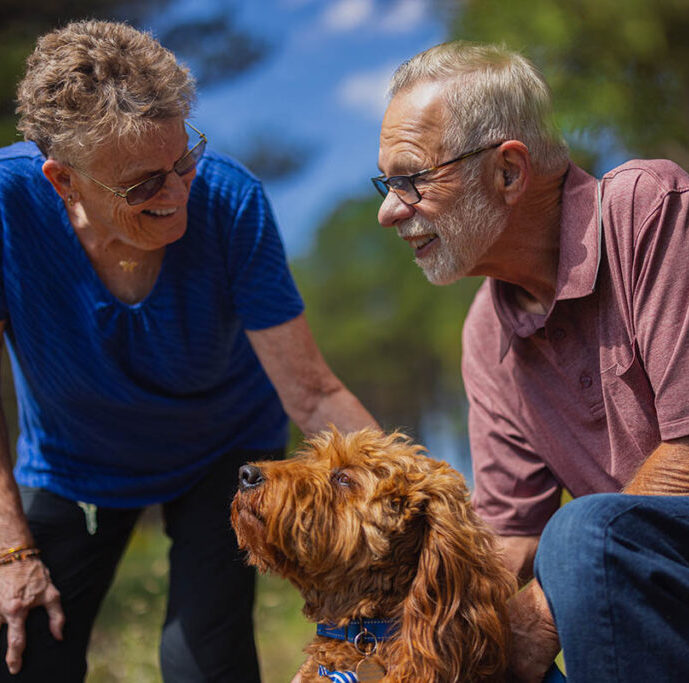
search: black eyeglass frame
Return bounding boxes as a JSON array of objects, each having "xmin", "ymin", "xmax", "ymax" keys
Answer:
[
  {"xmin": 70, "ymin": 121, "xmax": 208, "ymax": 206},
  {"xmin": 371, "ymin": 142, "xmax": 503, "ymax": 205}
]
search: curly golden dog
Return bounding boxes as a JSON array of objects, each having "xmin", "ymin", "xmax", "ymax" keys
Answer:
[{"xmin": 231, "ymin": 428, "xmax": 515, "ymax": 682}]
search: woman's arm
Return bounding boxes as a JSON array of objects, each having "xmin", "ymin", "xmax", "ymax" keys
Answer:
[
  {"xmin": 247, "ymin": 313, "xmax": 378, "ymax": 435},
  {"xmin": 0, "ymin": 321, "xmax": 64, "ymax": 674}
]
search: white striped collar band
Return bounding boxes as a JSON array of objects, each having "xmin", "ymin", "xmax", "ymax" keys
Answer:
[{"xmin": 318, "ymin": 664, "xmax": 358, "ymax": 682}]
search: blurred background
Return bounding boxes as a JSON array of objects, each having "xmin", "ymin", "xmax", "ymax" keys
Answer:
[{"xmin": 2, "ymin": 0, "xmax": 689, "ymax": 680}]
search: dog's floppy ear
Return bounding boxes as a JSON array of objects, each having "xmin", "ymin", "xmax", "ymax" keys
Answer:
[{"xmin": 391, "ymin": 463, "xmax": 515, "ymax": 681}]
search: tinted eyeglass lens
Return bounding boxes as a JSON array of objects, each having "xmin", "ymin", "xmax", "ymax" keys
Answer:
[
  {"xmin": 126, "ymin": 175, "xmax": 167, "ymax": 206},
  {"xmin": 125, "ymin": 138, "xmax": 207, "ymax": 205},
  {"xmin": 175, "ymin": 139, "xmax": 206, "ymax": 175},
  {"xmin": 372, "ymin": 177, "xmax": 389, "ymax": 198},
  {"xmin": 387, "ymin": 176, "xmax": 419, "ymax": 204}
]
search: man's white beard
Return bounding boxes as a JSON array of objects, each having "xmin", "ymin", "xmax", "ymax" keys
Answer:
[{"xmin": 398, "ymin": 171, "xmax": 509, "ymax": 285}]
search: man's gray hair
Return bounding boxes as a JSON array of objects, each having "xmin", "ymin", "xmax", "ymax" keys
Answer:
[{"xmin": 389, "ymin": 42, "xmax": 569, "ymax": 174}]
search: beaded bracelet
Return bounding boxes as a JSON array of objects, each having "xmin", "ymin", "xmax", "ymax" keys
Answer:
[
  {"xmin": 0, "ymin": 548, "xmax": 41, "ymax": 565},
  {"xmin": 0, "ymin": 545, "xmax": 31, "ymax": 562},
  {"xmin": 0, "ymin": 544, "xmax": 32, "ymax": 556}
]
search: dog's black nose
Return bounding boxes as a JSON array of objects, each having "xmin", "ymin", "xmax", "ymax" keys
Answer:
[{"xmin": 238, "ymin": 464, "xmax": 265, "ymax": 491}]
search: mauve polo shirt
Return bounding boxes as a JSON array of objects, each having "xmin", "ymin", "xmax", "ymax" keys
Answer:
[{"xmin": 463, "ymin": 160, "xmax": 689, "ymax": 536}]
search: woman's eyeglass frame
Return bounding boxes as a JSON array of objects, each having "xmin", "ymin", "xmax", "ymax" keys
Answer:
[
  {"xmin": 371, "ymin": 142, "xmax": 503, "ymax": 205},
  {"xmin": 70, "ymin": 121, "xmax": 207, "ymax": 206}
]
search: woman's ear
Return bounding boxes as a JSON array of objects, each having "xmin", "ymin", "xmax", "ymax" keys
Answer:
[
  {"xmin": 493, "ymin": 140, "xmax": 531, "ymax": 206},
  {"xmin": 42, "ymin": 159, "xmax": 76, "ymax": 203}
]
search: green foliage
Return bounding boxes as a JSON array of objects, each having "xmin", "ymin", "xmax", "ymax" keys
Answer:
[
  {"xmin": 88, "ymin": 521, "xmax": 168, "ymax": 683},
  {"xmin": 293, "ymin": 196, "xmax": 481, "ymax": 435},
  {"xmin": 254, "ymin": 573, "xmax": 312, "ymax": 682},
  {"xmin": 0, "ymin": 0, "xmax": 139, "ymax": 147},
  {"xmin": 296, "ymin": 0, "xmax": 689, "ymax": 441},
  {"xmin": 452, "ymin": 0, "xmax": 689, "ymax": 169}
]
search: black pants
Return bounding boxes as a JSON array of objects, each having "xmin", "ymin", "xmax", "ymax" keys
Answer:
[{"xmin": 0, "ymin": 448, "xmax": 280, "ymax": 682}]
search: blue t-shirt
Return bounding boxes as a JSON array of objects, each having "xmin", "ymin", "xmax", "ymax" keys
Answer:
[{"xmin": 0, "ymin": 142, "xmax": 304, "ymax": 507}]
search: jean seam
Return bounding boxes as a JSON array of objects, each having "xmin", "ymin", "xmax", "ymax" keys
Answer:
[{"xmin": 602, "ymin": 500, "xmax": 644, "ymax": 683}]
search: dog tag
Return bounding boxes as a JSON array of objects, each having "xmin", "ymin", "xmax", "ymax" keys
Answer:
[{"xmin": 356, "ymin": 656, "xmax": 386, "ymax": 681}]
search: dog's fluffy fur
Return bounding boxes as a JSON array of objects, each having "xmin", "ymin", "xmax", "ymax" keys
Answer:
[{"xmin": 231, "ymin": 428, "xmax": 515, "ymax": 682}]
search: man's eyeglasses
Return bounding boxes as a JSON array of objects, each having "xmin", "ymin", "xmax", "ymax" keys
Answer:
[
  {"xmin": 71, "ymin": 121, "xmax": 207, "ymax": 206},
  {"xmin": 371, "ymin": 142, "xmax": 503, "ymax": 206}
]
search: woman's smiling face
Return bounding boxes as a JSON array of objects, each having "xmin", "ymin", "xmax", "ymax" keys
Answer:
[{"xmin": 70, "ymin": 117, "xmax": 197, "ymax": 251}]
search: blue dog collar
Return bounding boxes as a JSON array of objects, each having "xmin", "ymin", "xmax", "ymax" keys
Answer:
[{"xmin": 316, "ymin": 618, "xmax": 398, "ymax": 643}]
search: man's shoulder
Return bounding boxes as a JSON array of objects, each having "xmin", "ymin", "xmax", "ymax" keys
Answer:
[{"xmin": 603, "ymin": 159, "xmax": 689, "ymax": 197}]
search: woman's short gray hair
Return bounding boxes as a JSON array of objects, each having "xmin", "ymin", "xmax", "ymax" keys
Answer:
[
  {"xmin": 389, "ymin": 42, "xmax": 569, "ymax": 174},
  {"xmin": 16, "ymin": 20, "xmax": 196, "ymax": 164}
]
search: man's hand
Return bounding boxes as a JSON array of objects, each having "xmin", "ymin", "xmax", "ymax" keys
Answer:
[
  {"xmin": 509, "ymin": 579, "xmax": 560, "ymax": 682},
  {"xmin": 0, "ymin": 559, "xmax": 64, "ymax": 674}
]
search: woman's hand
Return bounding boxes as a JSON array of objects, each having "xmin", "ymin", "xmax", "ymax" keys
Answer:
[
  {"xmin": 0, "ymin": 559, "xmax": 64, "ymax": 674},
  {"xmin": 508, "ymin": 579, "xmax": 560, "ymax": 682}
]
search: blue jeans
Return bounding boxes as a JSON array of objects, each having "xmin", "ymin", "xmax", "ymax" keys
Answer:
[{"xmin": 535, "ymin": 493, "xmax": 689, "ymax": 682}]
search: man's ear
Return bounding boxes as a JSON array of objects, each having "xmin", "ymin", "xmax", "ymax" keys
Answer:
[
  {"xmin": 493, "ymin": 141, "xmax": 531, "ymax": 206},
  {"xmin": 42, "ymin": 159, "xmax": 77, "ymax": 202}
]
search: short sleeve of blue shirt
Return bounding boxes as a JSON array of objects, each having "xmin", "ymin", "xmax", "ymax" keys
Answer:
[
  {"xmin": 193, "ymin": 153, "xmax": 304, "ymax": 330},
  {"xmin": 231, "ymin": 179, "xmax": 303, "ymax": 329}
]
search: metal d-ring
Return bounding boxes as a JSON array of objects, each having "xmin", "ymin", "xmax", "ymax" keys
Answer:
[{"xmin": 353, "ymin": 628, "xmax": 378, "ymax": 656}]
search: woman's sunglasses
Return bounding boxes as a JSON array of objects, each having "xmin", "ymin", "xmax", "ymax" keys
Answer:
[{"xmin": 71, "ymin": 121, "xmax": 207, "ymax": 206}]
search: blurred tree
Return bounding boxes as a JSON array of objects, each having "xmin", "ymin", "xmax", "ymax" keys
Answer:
[
  {"xmin": 0, "ymin": 1, "xmax": 313, "ymax": 180},
  {"xmin": 297, "ymin": 0, "xmax": 689, "ymax": 442},
  {"xmin": 449, "ymin": 0, "xmax": 689, "ymax": 170},
  {"xmin": 0, "ymin": 0, "xmax": 154, "ymax": 145},
  {"xmin": 160, "ymin": 12, "xmax": 271, "ymax": 88},
  {"xmin": 292, "ymin": 196, "xmax": 481, "ymax": 437},
  {"xmin": 231, "ymin": 130, "xmax": 316, "ymax": 182}
]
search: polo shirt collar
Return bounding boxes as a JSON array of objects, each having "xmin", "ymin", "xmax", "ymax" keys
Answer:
[{"xmin": 492, "ymin": 163, "xmax": 601, "ymax": 360}]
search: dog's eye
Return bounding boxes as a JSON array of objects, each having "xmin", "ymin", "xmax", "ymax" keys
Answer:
[{"xmin": 331, "ymin": 470, "xmax": 353, "ymax": 487}]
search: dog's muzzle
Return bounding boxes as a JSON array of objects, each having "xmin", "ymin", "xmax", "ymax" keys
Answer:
[{"xmin": 238, "ymin": 464, "xmax": 265, "ymax": 491}]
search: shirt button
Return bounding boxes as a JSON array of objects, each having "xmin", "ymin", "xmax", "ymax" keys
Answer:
[
  {"xmin": 579, "ymin": 373, "xmax": 593, "ymax": 389},
  {"xmin": 552, "ymin": 328, "xmax": 566, "ymax": 341}
]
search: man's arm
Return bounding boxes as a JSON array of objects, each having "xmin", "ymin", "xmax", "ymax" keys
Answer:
[
  {"xmin": 0, "ymin": 321, "xmax": 64, "ymax": 674},
  {"xmin": 624, "ymin": 437, "xmax": 689, "ymax": 495},
  {"xmin": 246, "ymin": 313, "xmax": 378, "ymax": 435},
  {"xmin": 495, "ymin": 532, "xmax": 560, "ymax": 682},
  {"xmin": 508, "ymin": 438, "xmax": 689, "ymax": 682},
  {"xmin": 496, "ymin": 534, "xmax": 540, "ymax": 586}
]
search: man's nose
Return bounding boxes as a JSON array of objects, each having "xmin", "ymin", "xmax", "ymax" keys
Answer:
[{"xmin": 377, "ymin": 190, "xmax": 415, "ymax": 228}]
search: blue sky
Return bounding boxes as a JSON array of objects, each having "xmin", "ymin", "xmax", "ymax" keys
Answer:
[{"xmin": 148, "ymin": 0, "xmax": 446, "ymax": 257}]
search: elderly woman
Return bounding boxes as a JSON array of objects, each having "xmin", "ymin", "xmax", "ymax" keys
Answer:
[{"xmin": 0, "ymin": 20, "xmax": 375, "ymax": 682}]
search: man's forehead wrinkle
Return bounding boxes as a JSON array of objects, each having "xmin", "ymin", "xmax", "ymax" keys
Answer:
[
  {"xmin": 379, "ymin": 126, "xmax": 438, "ymax": 177},
  {"xmin": 379, "ymin": 84, "xmax": 448, "ymax": 174}
]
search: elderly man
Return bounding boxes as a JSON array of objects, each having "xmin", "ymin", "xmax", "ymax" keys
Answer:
[{"xmin": 373, "ymin": 41, "xmax": 689, "ymax": 682}]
